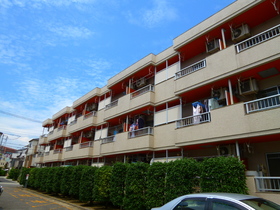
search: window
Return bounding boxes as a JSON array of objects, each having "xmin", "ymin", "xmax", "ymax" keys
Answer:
[
  {"xmin": 173, "ymin": 198, "xmax": 206, "ymax": 210},
  {"xmin": 211, "ymin": 199, "xmax": 245, "ymax": 210}
]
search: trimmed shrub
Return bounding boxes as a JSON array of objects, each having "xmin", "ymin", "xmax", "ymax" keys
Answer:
[
  {"xmin": 7, "ymin": 168, "xmax": 20, "ymax": 181},
  {"xmin": 18, "ymin": 167, "xmax": 30, "ymax": 186},
  {"xmin": 145, "ymin": 162, "xmax": 168, "ymax": 209},
  {"xmin": 79, "ymin": 166, "xmax": 98, "ymax": 203},
  {"xmin": 39, "ymin": 167, "xmax": 49, "ymax": 192},
  {"xmin": 45, "ymin": 167, "xmax": 56, "ymax": 193},
  {"xmin": 69, "ymin": 165, "xmax": 88, "ymax": 199},
  {"xmin": 200, "ymin": 156, "xmax": 248, "ymax": 194},
  {"xmin": 60, "ymin": 166, "xmax": 74, "ymax": 196},
  {"xmin": 52, "ymin": 167, "xmax": 65, "ymax": 194},
  {"xmin": 93, "ymin": 166, "xmax": 112, "ymax": 203},
  {"xmin": 28, "ymin": 168, "xmax": 39, "ymax": 189},
  {"xmin": 110, "ymin": 162, "xmax": 128, "ymax": 208},
  {"xmin": 165, "ymin": 158, "xmax": 199, "ymax": 203},
  {"xmin": 123, "ymin": 162, "xmax": 149, "ymax": 210}
]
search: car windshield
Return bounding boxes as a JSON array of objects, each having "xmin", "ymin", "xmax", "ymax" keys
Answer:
[{"xmin": 241, "ymin": 198, "xmax": 280, "ymax": 210}]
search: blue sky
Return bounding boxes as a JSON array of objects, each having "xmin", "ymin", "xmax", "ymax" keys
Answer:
[{"xmin": 0, "ymin": 0, "xmax": 235, "ymax": 149}]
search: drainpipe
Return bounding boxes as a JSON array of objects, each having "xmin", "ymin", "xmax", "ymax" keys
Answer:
[
  {"xmin": 166, "ymin": 60, "xmax": 168, "ymax": 79},
  {"xmin": 178, "ymin": 52, "xmax": 181, "ymax": 71},
  {"xmin": 154, "ymin": 66, "xmax": 156, "ymax": 85},
  {"xmin": 228, "ymin": 79, "xmax": 234, "ymax": 105},
  {"xmin": 126, "ymin": 115, "xmax": 129, "ymax": 132},
  {"xmin": 179, "ymin": 97, "xmax": 182, "ymax": 119},
  {"xmin": 166, "ymin": 102, "xmax": 168, "ymax": 124},
  {"xmin": 235, "ymin": 141, "xmax": 240, "ymax": 160},
  {"xmin": 221, "ymin": 28, "xmax": 227, "ymax": 49},
  {"xmin": 128, "ymin": 78, "xmax": 131, "ymax": 94},
  {"xmin": 166, "ymin": 150, "xmax": 168, "ymax": 162}
]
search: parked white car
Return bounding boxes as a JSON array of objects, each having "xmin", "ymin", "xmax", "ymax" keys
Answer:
[
  {"xmin": 0, "ymin": 186, "xmax": 3, "ymax": 196},
  {"xmin": 151, "ymin": 193, "xmax": 280, "ymax": 210}
]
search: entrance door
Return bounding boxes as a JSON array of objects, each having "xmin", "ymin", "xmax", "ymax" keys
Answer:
[{"xmin": 266, "ymin": 153, "xmax": 280, "ymax": 176}]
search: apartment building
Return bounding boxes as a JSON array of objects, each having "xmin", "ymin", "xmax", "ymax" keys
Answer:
[
  {"xmin": 24, "ymin": 138, "xmax": 39, "ymax": 168},
  {"xmin": 35, "ymin": 0, "xmax": 280, "ymax": 200}
]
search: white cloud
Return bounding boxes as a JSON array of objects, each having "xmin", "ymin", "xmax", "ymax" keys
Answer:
[
  {"xmin": 48, "ymin": 25, "xmax": 93, "ymax": 38},
  {"xmin": 126, "ymin": 0, "xmax": 177, "ymax": 28},
  {"xmin": 0, "ymin": 0, "xmax": 95, "ymax": 9}
]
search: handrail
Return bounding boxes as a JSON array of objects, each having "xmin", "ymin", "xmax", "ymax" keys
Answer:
[
  {"xmin": 84, "ymin": 111, "xmax": 97, "ymax": 119},
  {"xmin": 175, "ymin": 59, "xmax": 206, "ymax": 79},
  {"xmin": 236, "ymin": 24, "xmax": 280, "ymax": 53},
  {"xmin": 176, "ymin": 112, "xmax": 211, "ymax": 128},
  {"xmin": 80, "ymin": 141, "xmax": 93, "ymax": 148},
  {"xmin": 128, "ymin": 126, "xmax": 153, "ymax": 139},
  {"xmin": 255, "ymin": 176, "xmax": 280, "ymax": 192},
  {"xmin": 244, "ymin": 94, "xmax": 280, "ymax": 114},
  {"xmin": 101, "ymin": 136, "xmax": 115, "ymax": 144},
  {"xmin": 105, "ymin": 99, "xmax": 118, "ymax": 110},
  {"xmin": 53, "ymin": 149, "xmax": 62, "ymax": 154},
  {"xmin": 130, "ymin": 84, "xmax": 154, "ymax": 99}
]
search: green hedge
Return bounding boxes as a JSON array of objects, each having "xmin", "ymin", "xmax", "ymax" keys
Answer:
[
  {"xmin": 22, "ymin": 157, "xmax": 248, "ymax": 209},
  {"xmin": 93, "ymin": 165, "xmax": 112, "ymax": 203},
  {"xmin": 60, "ymin": 166, "xmax": 74, "ymax": 196},
  {"xmin": 123, "ymin": 162, "xmax": 149, "ymax": 210},
  {"xmin": 7, "ymin": 168, "xmax": 20, "ymax": 180},
  {"xmin": 200, "ymin": 156, "xmax": 248, "ymax": 194},
  {"xmin": 79, "ymin": 166, "xmax": 97, "ymax": 202},
  {"xmin": 145, "ymin": 162, "xmax": 168, "ymax": 209},
  {"xmin": 52, "ymin": 167, "xmax": 65, "ymax": 194},
  {"xmin": 110, "ymin": 162, "xmax": 128, "ymax": 208}
]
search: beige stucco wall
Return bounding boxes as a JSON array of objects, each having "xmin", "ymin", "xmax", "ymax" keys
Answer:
[
  {"xmin": 100, "ymin": 132, "xmax": 154, "ymax": 155},
  {"xmin": 246, "ymin": 176, "xmax": 280, "ymax": 204},
  {"xmin": 154, "ymin": 78, "xmax": 179, "ymax": 105},
  {"xmin": 173, "ymin": 0, "xmax": 262, "ymax": 49},
  {"xmin": 175, "ymin": 103, "xmax": 280, "ymax": 146},
  {"xmin": 104, "ymin": 91, "xmax": 155, "ymax": 120},
  {"xmin": 175, "ymin": 35, "xmax": 280, "ymax": 95},
  {"xmin": 62, "ymin": 144, "xmax": 94, "ymax": 161},
  {"xmin": 153, "ymin": 123, "xmax": 178, "ymax": 150}
]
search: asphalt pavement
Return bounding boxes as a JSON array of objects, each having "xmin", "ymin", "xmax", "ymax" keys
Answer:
[{"xmin": 0, "ymin": 176, "xmax": 89, "ymax": 210}]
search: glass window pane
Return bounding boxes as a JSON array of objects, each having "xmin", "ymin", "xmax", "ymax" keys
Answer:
[
  {"xmin": 212, "ymin": 200, "xmax": 243, "ymax": 210},
  {"xmin": 173, "ymin": 198, "xmax": 206, "ymax": 210}
]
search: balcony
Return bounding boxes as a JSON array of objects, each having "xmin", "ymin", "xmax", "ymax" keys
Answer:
[
  {"xmin": 255, "ymin": 177, "xmax": 280, "ymax": 192},
  {"xmin": 105, "ymin": 100, "xmax": 118, "ymax": 110},
  {"xmin": 63, "ymin": 143, "xmax": 94, "ymax": 161},
  {"xmin": 175, "ymin": 25, "xmax": 280, "ymax": 95},
  {"xmin": 100, "ymin": 128, "xmax": 154, "ymax": 156},
  {"xmin": 244, "ymin": 94, "xmax": 280, "ymax": 114},
  {"xmin": 43, "ymin": 149, "xmax": 63, "ymax": 162},
  {"xmin": 236, "ymin": 24, "xmax": 280, "ymax": 53},
  {"xmin": 68, "ymin": 112, "xmax": 97, "ymax": 133},
  {"xmin": 104, "ymin": 85, "xmax": 155, "ymax": 120},
  {"xmin": 34, "ymin": 154, "xmax": 44, "ymax": 164},
  {"xmin": 176, "ymin": 112, "xmax": 211, "ymax": 128},
  {"xmin": 47, "ymin": 125, "xmax": 67, "ymax": 141},
  {"xmin": 175, "ymin": 102, "xmax": 280, "ymax": 147},
  {"xmin": 26, "ymin": 147, "xmax": 36, "ymax": 156},
  {"xmin": 128, "ymin": 126, "xmax": 153, "ymax": 139},
  {"xmin": 39, "ymin": 134, "xmax": 48, "ymax": 144},
  {"xmin": 175, "ymin": 59, "xmax": 206, "ymax": 79}
]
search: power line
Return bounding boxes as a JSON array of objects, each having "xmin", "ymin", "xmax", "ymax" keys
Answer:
[{"xmin": 0, "ymin": 110, "xmax": 42, "ymax": 123}]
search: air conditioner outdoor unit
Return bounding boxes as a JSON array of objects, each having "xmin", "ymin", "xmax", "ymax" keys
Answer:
[
  {"xmin": 231, "ymin": 24, "xmax": 250, "ymax": 43},
  {"xmin": 206, "ymin": 39, "xmax": 221, "ymax": 54},
  {"xmin": 83, "ymin": 132, "xmax": 92, "ymax": 138},
  {"xmin": 86, "ymin": 103, "xmax": 97, "ymax": 111},
  {"xmin": 238, "ymin": 78, "xmax": 258, "ymax": 95},
  {"xmin": 219, "ymin": 146, "xmax": 230, "ymax": 156},
  {"xmin": 211, "ymin": 87, "xmax": 226, "ymax": 100},
  {"xmin": 136, "ymin": 77, "xmax": 147, "ymax": 88}
]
